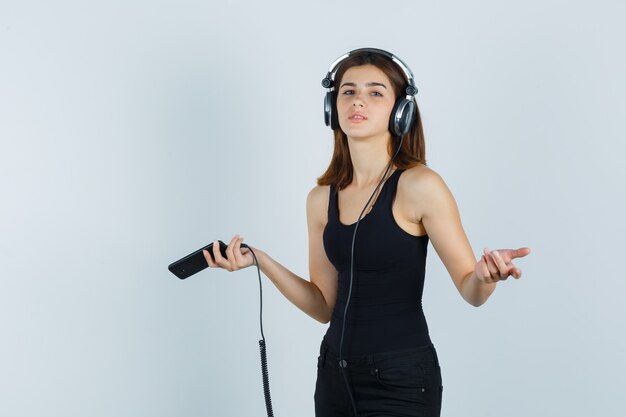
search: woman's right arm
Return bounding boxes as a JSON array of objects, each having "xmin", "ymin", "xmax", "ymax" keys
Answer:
[
  {"xmin": 204, "ymin": 186, "xmax": 338, "ymax": 324},
  {"xmin": 258, "ymin": 186, "xmax": 338, "ymax": 323}
]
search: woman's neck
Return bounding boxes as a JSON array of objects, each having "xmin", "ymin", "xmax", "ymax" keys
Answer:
[{"xmin": 347, "ymin": 136, "xmax": 395, "ymax": 189}]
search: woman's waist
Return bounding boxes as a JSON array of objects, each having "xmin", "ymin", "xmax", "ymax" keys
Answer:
[
  {"xmin": 318, "ymin": 335, "xmax": 438, "ymax": 370},
  {"xmin": 323, "ymin": 313, "xmax": 432, "ymax": 357},
  {"xmin": 330, "ymin": 302, "xmax": 425, "ymax": 323}
]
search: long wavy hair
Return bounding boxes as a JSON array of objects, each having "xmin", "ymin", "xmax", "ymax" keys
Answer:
[{"xmin": 316, "ymin": 50, "xmax": 427, "ymax": 191}]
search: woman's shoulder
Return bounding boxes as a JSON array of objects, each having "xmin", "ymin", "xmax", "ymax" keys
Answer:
[
  {"xmin": 308, "ymin": 183, "xmax": 331, "ymax": 202},
  {"xmin": 398, "ymin": 164, "xmax": 451, "ymax": 217},
  {"xmin": 306, "ymin": 184, "xmax": 332, "ymax": 226},
  {"xmin": 400, "ymin": 164, "xmax": 444, "ymax": 189}
]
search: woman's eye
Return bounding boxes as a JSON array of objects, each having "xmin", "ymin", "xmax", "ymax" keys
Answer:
[
  {"xmin": 371, "ymin": 91, "xmax": 383, "ymax": 97},
  {"xmin": 342, "ymin": 90, "xmax": 354, "ymax": 95}
]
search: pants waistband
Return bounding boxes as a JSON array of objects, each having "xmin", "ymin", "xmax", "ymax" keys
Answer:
[{"xmin": 318, "ymin": 338, "xmax": 439, "ymax": 370}]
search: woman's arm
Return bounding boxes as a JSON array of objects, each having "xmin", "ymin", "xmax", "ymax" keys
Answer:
[
  {"xmin": 206, "ymin": 186, "xmax": 337, "ymax": 323},
  {"xmin": 208, "ymin": 238, "xmax": 333, "ymax": 323},
  {"xmin": 404, "ymin": 167, "xmax": 496, "ymax": 306},
  {"xmin": 255, "ymin": 249, "xmax": 333, "ymax": 323},
  {"xmin": 257, "ymin": 185, "xmax": 338, "ymax": 323}
]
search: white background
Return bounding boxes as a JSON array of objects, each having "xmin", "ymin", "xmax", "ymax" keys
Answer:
[{"xmin": 1, "ymin": 1, "xmax": 625, "ymax": 416}]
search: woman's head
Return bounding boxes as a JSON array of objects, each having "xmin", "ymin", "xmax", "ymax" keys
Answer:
[
  {"xmin": 335, "ymin": 64, "xmax": 398, "ymax": 142},
  {"xmin": 318, "ymin": 49, "xmax": 427, "ymax": 189}
]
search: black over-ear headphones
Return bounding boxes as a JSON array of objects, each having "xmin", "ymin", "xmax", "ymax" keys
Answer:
[{"xmin": 321, "ymin": 47, "xmax": 418, "ymax": 137}]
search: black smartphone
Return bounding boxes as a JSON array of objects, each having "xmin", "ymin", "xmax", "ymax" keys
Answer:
[{"xmin": 168, "ymin": 240, "xmax": 247, "ymax": 280}]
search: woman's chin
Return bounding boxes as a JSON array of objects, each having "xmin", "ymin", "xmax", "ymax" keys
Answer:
[{"xmin": 342, "ymin": 128, "xmax": 389, "ymax": 141}]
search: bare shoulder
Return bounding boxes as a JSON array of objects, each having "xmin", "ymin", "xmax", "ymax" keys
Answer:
[
  {"xmin": 306, "ymin": 184, "xmax": 331, "ymax": 227},
  {"xmin": 399, "ymin": 164, "xmax": 451, "ymax": 222},
  {"xmin": 402, "ymin": 164, "xmax": 445, "ymax": 188}
]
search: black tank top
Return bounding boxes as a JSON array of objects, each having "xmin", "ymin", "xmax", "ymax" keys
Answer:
[{"xmin": 322, "ymin": 168, "xmax": 431, "ymax": 355}]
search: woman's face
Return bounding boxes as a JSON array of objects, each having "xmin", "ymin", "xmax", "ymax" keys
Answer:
[{"xmin": 336, "ymin": 64, "xmax": 397, "ymax": 140}]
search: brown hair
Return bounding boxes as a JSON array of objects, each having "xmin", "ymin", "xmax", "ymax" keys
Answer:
[{"xmin": 316, "ymin": 50, "xmax": 427, "ymax": 191}]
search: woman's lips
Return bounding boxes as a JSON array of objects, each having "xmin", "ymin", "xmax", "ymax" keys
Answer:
[{"xmin": 348, "ymin": 113, "xmax": 368, "ymax": 123}]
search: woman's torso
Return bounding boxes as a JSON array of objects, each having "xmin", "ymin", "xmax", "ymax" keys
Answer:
[
  {"xmin": 321, "ymin": 166, "xmax": 432, "ymax": 356},
  {"xmin": 332, "ymin": 167, "xmax": 428, "ymax": 236}
]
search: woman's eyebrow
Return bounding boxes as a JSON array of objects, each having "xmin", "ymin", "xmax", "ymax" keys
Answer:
[{"xmin": 339, "ymin": 82, "xmax": 387, "ymax": 89}]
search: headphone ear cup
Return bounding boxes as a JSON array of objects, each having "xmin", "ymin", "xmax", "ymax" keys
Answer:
[
  {"xmin": 324, "ymin": 91, "xmax": 340, "ymax": 130},
  {"xmin": 389, "ymin": 98, "xmax": 416, "ymax": 136},
  {"xmin": 324, "ymin": 92, "xmax": 333, "ymax": 127},
  {"xmin": 329, "ymin": 91, "xmax": 339, "ymax": 130}
]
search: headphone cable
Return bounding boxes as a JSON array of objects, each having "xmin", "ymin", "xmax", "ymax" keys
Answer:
[
  {"xmin": 238, "ymin": 135, "xmax": 403, "ymax": 417},
  {"xmin": 246, "ymin": 247, "xmax": 274, "ymax": 417},
  {"xmin": 338, "ymin": 136, "xmax": 404, "ymax": 416}
]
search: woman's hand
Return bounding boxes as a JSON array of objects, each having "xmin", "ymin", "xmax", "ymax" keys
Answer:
[
  {"xmin": 475, "ymin": 247, "xmax": 531, "ymax": 283},
  {"xmin": 202, "ymin": 234, "xmax": 256, "ymax": 271}
]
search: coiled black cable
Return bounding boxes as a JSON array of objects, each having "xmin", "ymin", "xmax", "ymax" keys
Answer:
[
  {"xmin": 236, "ymin": 138, "xmax": 401, "ymax": 417},
  {"xmin": 248, "ymin": 248, "xmax": 274, "ymax": 417},
  {"xmin": 259, "ymin": 340, "xmax": 273, "ymax": 417},
  {"xmin": 338, "ymin": 136, "xmax": 404, "ymax": 416}
]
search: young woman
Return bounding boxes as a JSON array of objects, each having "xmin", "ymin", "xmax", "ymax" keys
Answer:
[{"xmin": 203, "ymin": 48, "xmax": 531, "ymax": 417}]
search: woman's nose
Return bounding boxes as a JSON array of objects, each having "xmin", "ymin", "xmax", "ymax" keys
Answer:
[{"xmin": 352, "ymin": 95, "xmax": 365, "ymax": 107}]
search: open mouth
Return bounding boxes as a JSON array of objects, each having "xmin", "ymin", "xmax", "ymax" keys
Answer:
[{"xmin": 349, "ymin": 113, "xmax": 368, "ymax": 122}]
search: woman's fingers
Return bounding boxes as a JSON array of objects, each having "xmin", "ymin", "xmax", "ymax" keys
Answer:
[
  {"xmin": 483, "ymin": 248, "xmax": 499, "ymax": 279},
  {"xmin": 222, "ymin": 235, "xmax": 240, "ymax": 271},
  {"xmin": 202, "ymin": 235, "xmax": 251, "ymax": 271},
  {"xmin": 233, "ymin": 236, "xmax": 247, "ymax": 268},
  {"xmin": 202, "ymin": 248, "xmax": 216, "ymax": 267},
  {"xmin": 479, "ymin": 255, "xmax": 493, "ymax": 283},
  {"xmin": 226, "ymin": 234, "xmax": 239, "ymax": 271},
  {"xmin": 510, "ymin": 247, "xmax": 531, "ymax": 260},
  {"xmin": 477, "ymin": 246, "xmax": 528, "ymax": 283},
  {"xmin": 212, "ymin": 239, "xmax": 231, "ymax": 270},
  {"xmin": 511, "ymin": 266, "xmax": 522, "ymax": 279},
  {"xmin": 490, "ymin": 250, "xmax": 510, "ymax": 280}
]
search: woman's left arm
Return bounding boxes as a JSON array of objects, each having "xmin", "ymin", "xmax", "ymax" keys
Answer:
[{"xmin": 406, "ymin": 168, "xmax": 530, "ymax": 307}]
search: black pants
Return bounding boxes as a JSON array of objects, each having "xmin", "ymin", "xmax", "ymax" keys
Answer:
[{"xmin": 314, "ymin": 338, "xmax": 443, "ymax": 417}]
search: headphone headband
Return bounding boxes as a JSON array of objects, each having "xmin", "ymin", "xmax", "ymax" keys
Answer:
[
  {"xmin": 321, "ymin": 47, "xmax": 419, "ymax": 136},
  {"xmin": 321, "ymin": 48, "xmax": 418, "ymax": 96}
]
